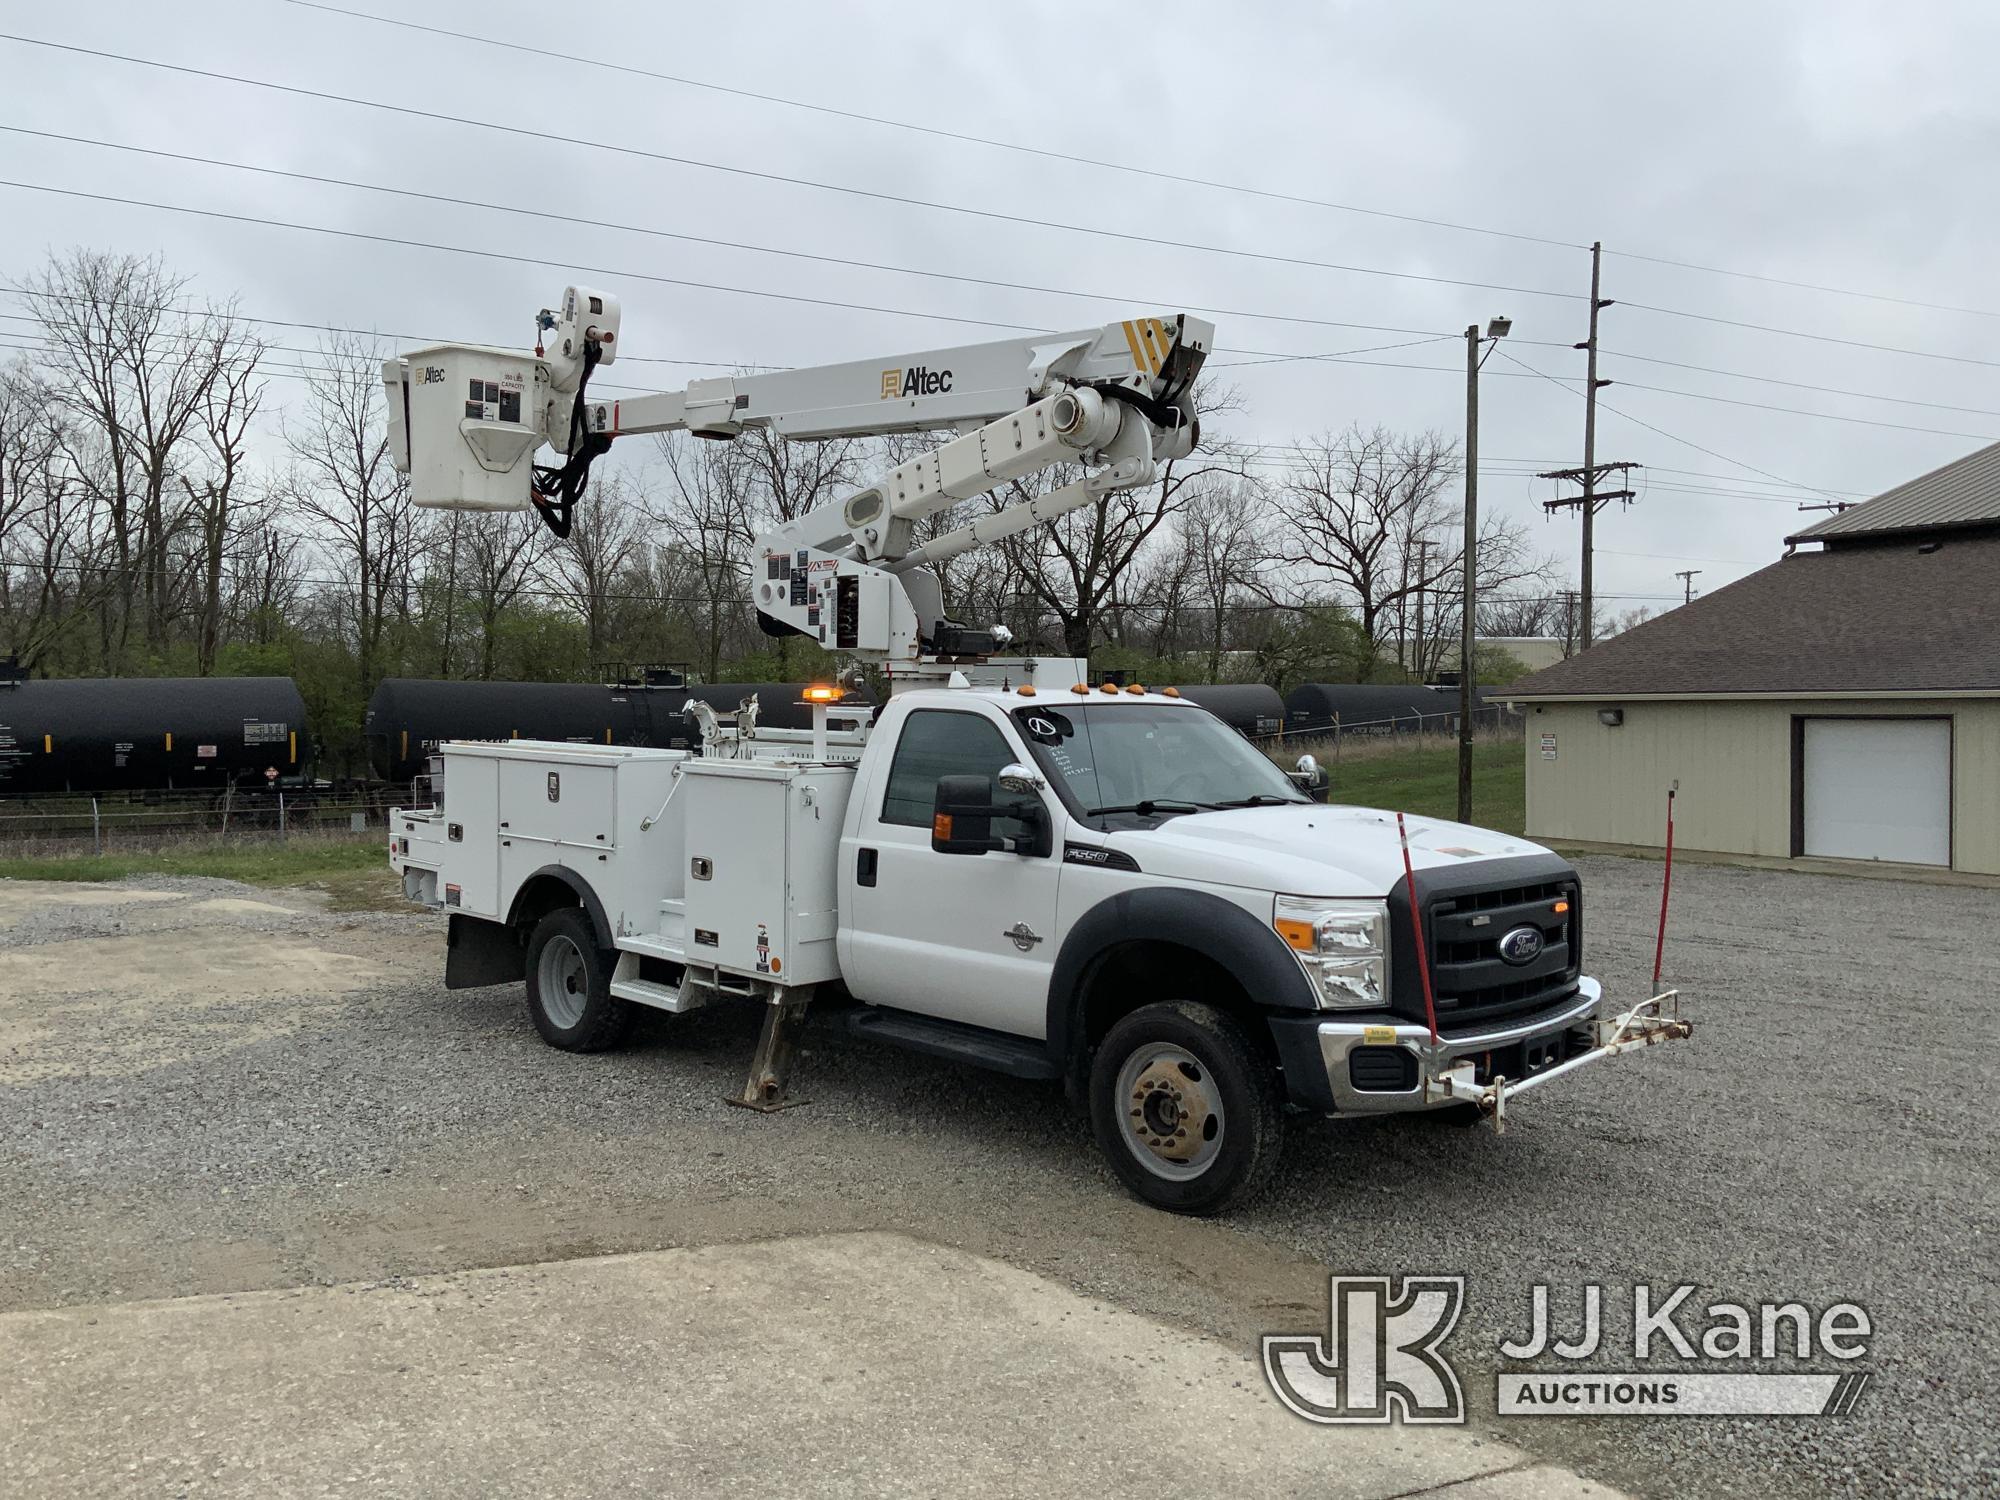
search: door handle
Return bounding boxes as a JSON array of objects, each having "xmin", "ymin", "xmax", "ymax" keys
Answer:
[{"xmin": 856, "ymin": 847, "xmax": 878, "ymax": 887}]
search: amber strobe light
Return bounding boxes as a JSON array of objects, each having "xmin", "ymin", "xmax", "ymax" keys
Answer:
[{"xmin": 802, "ymin": 684, "xmax": 845, "ymax": 702}]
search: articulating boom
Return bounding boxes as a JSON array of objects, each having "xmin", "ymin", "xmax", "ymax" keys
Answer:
[{"xmin": 383, "ymin": 288, "xmax": 1212, "ymax": 679}]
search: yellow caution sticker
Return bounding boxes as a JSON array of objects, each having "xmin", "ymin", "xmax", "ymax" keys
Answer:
[{"xmin": 1362, "ymin": 1025, "xmax": 1399, "ymax": 1046}]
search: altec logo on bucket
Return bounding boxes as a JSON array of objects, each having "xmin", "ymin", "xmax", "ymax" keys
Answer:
[
  {"xmin": 1264, "ymin": 1278, "xmax": 1873, "ymax": 1423},
  {"xmin": 880, "ymin": 365, "xmax": 953, "ymax": 399}
]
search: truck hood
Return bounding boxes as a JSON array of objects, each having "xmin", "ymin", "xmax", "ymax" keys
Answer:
[{"xmin": 1101, "ymin": 804, "xmax": 1551, "ymax": 897}]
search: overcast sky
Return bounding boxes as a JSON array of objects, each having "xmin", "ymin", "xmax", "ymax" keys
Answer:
[{"xmin": 4, "ymin": 0, "xmax": 1996, "ymax": 613}]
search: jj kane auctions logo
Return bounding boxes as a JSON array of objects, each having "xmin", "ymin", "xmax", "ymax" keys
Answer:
[
  {"xmin": 880, "ymin": 364, "xmax": 953, "ymax": 399},
  {"xmin": 1264, "ymin": 1277, "xmax": 1873, "ymax": 1423}
]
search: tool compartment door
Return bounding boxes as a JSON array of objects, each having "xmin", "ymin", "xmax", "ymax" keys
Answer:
[{"xmin": 683, "ymin": 761, "xmax": 793, "ymax": 977}]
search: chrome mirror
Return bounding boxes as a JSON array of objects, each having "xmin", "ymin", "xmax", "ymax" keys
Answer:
[{"xmin": 997, "ymin": 762, "xmax": 1045, "ymax": 795}]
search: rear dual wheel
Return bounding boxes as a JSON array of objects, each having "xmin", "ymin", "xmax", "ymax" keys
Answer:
[
  {"xmin": 1089, "ymin": 1001, "xmax": 1283, "ymax": 1215},
  {"xmin": 524, "ymin": 907, "xmax": 633, "ymax": 1052}
]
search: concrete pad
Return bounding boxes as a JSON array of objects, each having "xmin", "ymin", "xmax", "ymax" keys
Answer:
[{"xmin": 0, "ymin": 1233, "xmax": 1624, "ymax": 1500}]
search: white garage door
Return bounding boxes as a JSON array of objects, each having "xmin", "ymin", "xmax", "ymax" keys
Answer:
[{"xmin": 1802, "ymin": 718, "xmax": 1951, "ymax": 866}]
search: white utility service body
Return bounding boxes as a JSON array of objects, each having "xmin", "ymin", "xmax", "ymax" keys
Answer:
[{"xmin": 383, "ymin": 286, "xmax": 1689, "ymax": 1214}]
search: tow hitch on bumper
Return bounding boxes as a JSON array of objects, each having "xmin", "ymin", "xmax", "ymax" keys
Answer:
[
  {"xmin": 1430, "ymin": 990, "xmax": 1691, "ymax": 1131},
  {"xmin": 1312, "ymin": 980, "xmax": 1692, "ymax": 1126}
]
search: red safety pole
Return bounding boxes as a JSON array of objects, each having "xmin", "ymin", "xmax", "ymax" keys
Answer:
[
  {"xmin": 1396, "ymin": 811, "xmax": 1441, "ymax": 1044},
  {"xmin": 1651, "ymin": 785, "xmax": 1677, "ymax": 992}
]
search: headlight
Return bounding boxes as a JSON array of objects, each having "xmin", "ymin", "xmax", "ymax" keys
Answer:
[{"xmin": 1273, "ymin": 896, "xmax": 1390, "ymax": 1009}]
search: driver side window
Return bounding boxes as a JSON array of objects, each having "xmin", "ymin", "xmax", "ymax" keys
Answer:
[{"xmin": 881, "ymin": 710, "xmax": 1019, "ymax": 828}]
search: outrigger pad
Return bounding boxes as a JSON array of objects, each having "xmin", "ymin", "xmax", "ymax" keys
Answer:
[{"xmin": 725, "ymin": 992, "xmax": 814, "ymax": 1113}]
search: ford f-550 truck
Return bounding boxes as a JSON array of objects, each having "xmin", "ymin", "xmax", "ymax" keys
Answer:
[{"xmin": 385, "ymin": 290, "xmax": 1688, "ymax": 1214}]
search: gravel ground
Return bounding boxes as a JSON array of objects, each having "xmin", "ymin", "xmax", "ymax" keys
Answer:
[{"xmin": 0, "ymin": 859, "xmax": 1994, "ymax": 1498}]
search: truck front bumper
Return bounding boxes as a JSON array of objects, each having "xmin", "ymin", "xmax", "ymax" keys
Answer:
[{"xmin": 1270, "ymin": 979, "xmax": 1692, "ymax": 1128}]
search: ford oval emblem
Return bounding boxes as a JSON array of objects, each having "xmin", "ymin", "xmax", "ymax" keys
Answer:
[{"xmin": 1498, "ymin": 925, "xmax": 1544, "ymax": 966}]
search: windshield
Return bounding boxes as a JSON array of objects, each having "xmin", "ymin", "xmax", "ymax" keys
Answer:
[{"xmin": 1011, "ymin": 702, "xmax": 1307, "ymax": 826}]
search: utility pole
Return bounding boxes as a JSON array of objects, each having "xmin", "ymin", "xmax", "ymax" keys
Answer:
[
  {"xmin": 1674, "ymin": 568, "xmax": 1702, "ymax": 605},
  {"xmin": 1581, "ymin": 242, "xmax": 1604, "ymax": 645},
  {"xmin": 1539, "ymin": 460, "xmax": 1638, "ymax": 645},
  {"xmin": 1454, "ymin": 315, "xmax": 1508, "ymax": 823},
  {"xmin": 1459, "ymin": 324, "xmax": 1479, "ymax": 823},
  {"xmin": 1537, "ymin": 242, "xmax": 1634, "ymax": 650}
]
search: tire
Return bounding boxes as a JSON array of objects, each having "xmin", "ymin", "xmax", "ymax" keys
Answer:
[
  {"xmin": 523, "ymin": 907, "xmax": 632, "ymax": 1052},
  {"xmin": 1089, "ymin": 1001, "xmax": 1284, "ymax": 1215}
]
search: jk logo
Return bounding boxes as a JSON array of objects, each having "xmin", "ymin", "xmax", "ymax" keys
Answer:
[{"xmin": 1263, "ymin": 1276, "xmax": 1466, "ymax": 1424}]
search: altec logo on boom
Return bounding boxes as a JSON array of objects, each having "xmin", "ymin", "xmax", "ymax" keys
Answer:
[{"xmin": 880, "ymin": 365, "xmax": 954, "ymax": 399}]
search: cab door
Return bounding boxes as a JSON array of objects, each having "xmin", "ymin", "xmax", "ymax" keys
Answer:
[{"xmin": 839, "ymin": 706, "xmax": 1062, "ymax": 1039}]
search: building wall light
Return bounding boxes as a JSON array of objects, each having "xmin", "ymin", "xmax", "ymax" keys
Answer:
[{"xmin": 1597, "ymin": 708, "xmax": 1625, "ymax": 727}]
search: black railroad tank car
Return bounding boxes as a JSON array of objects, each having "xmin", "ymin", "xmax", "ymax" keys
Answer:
[
  {"xmin": 0, "ymin": 676, "xmax": 309, "ymax": 795},
  {"xmin": 365, "ymin": 679, "xmax": 879, "ymax": 782},
  {"xmin": 1163, "ymin": 683, "xmax": 1286, "ymax": 737},
  {"xmin": 1282, "ymin": 683, "xmax": 1457, "ymax": 737},
  {"xmin": 366, "ymin": 678, "xmax": 694, "ymax": 782}
]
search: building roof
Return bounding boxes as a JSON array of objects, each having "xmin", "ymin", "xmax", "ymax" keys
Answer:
[
  {"xmin": 1788, "ymin": 439, "xmax": 2000, "ymax": 543},
  {"xmin": 1507, "ymin": 531, "xmax": 2000, "ymax": 698}
]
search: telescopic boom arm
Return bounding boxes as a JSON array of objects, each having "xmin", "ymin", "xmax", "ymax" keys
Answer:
[{"xmin": 382, "ymin": 287, "xmax": 1212, "ymax": 675}]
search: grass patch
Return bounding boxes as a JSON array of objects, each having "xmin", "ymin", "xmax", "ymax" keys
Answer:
[
  {"xmin": 1315, "ymin": 739, "xmax": 1525, "ymax": 835},
  {"xmin": 0, "ymin": 838, "xmax": 408, "ymax": 911}
]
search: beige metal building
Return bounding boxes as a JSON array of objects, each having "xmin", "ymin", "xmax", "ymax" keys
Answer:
[{"xmin": 1507, "ymin": 442, "xmax": 2000, "ymax": 875}]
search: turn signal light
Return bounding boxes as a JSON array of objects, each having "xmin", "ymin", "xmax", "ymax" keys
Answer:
[
  {"xmin": 1274, "ymin": 918, "xmax": 1317, "ymax": 952},
  {"xmin": 933, "ymin": 814, "xmax": 953, "ymax": 840},
  {"xmin": 1553, "ymin": 899, "xmax": 1570, "ymax": 915}
]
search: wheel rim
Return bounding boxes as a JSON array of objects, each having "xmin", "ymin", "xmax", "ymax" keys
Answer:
[
  {"xmin": 537, "ymin": 935, "xmax": 589, "ymax": 1029},
  {"xmin": 1113, "ymin": 1043, "xmax": 1226, "ymax": 1182}
]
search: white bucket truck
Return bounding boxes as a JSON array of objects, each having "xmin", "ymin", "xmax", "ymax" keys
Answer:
[{"xmin": 386, "ymin": 291, "xmax": 1688, "ymax": 1213}]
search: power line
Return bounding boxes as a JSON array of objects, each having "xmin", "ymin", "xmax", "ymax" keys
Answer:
[
  {"xmin": 1598, "ymin": 345, "xmax": 2000, "ymax": 419},
  {"xmin": 0, "ymin": 126, "xmax": 1506, "ymax": 351},
  {"xmin": 277, "ymin": 0, "xmax": 1587, "ymax": 257},
  {"xmin": 1619, "ymin": 298, "xmax": 2000, "ymax": 370},
  {"xmin": 1606, "ymin": 247, "xmax": 2000, "ymax": 322},
  {"xmin": 1601, "ymin": 380, "xmax": 1998, "ymax": 442},
  {"xmin": 283, "ymin": 0, "xmax": 2000, "ymax": 326},
  {"xmin": 1494, "ymin": 345, "xmax": 1846, "ymax": 503},
  {"xmin": 0, "ymin": 33, "xmax": 1585, "ymax": 306}
]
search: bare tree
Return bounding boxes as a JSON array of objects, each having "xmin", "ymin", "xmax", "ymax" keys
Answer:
[
  {"xmin": 997, "ymin": 421, "xmax": 1248, "ymax": 658},
  {"xmin": 1268, "ymin": 424, "xmax": 1556, "ymax": 681},
  {"xmin": 179, "ymin": 343, "xmax": 267, "ymax": 673},
  {"xmin": 551, "ymin": 471, "xmax": 646, "ymax": 661},
  {"xmin": 457, "ymin": 510, "xmax": 550, "ymax": 679},
  {"xmin": 651, "ymin": 433, "xmax": 759, "ymax": 679},
  {"xmin": 26, "ymin": 250, "xmax": 265, "ymax": 665},
  {"xmin": 285, "ymin": 334, "xmax": 416, "ymax": 694}
]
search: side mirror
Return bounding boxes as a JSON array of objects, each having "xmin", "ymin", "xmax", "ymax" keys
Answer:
[
  {"xmin": 1289, "ymin": 753, "xmax": 1331, "ymax": 804},
  {"xmin": 931, "ymin": 774, "xmax": 1049, "ymax": 857}
]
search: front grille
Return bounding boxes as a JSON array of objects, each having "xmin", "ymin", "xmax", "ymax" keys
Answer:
[{"xmin": 1426, "ymin": 876, "xmax": 1580, "ymax": 1026}]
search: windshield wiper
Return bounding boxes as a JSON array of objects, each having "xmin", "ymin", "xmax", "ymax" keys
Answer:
[
  {"xmin": 1085, "ymin": 799, "xmax": 1213, "ymax": 817},
  {"xmin": 1213, "ymin": 794, "xmax": 1309, "ymax": 808}
]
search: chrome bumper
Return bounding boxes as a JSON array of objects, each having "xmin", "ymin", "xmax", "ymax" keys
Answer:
[{"xmin": 1316, "ymin": 979, "xmax": 1692, "ymax": 1127}]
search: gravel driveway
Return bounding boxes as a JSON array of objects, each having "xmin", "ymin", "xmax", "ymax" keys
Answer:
[{"xmin": 0, "ymin": 857, "xmax": 1993, "ymax": 1498}]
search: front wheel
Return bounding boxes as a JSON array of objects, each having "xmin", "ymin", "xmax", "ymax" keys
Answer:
[
  {"xmin": 1089, "ymin": 1001, "xmax": 1284, "ymax": 1215},
  {"xmin": 524, "ymin": 907, "xmax": 632, "ymax": 1052}
]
